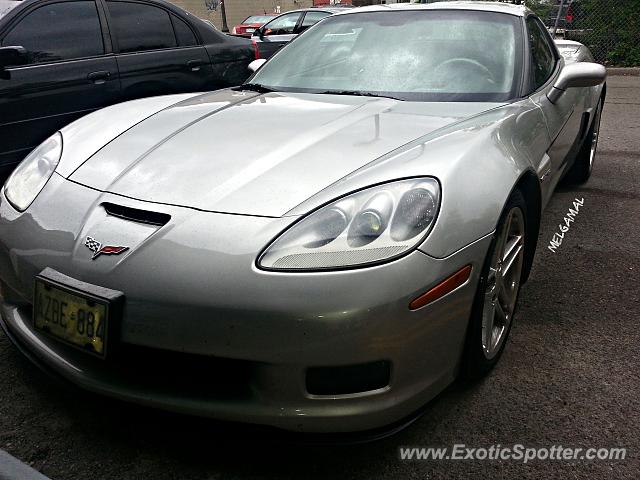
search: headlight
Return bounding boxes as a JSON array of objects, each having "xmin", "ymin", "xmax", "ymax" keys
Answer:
[
  {"xmin": 3, "ymin": 132, "xmax": 63, "ymax": 212},
  {"xmin": 259, "ymin": 178, "xmax": 440, "ymax": 270}
]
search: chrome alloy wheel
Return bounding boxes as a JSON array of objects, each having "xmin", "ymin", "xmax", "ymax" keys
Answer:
[
  {"xmin": 588, "ymin": 102, "xmax": 603, "ymax": 172},
  {"xmin": 482, "ymin": 207, "xmax": 525, "ymax": 360}
]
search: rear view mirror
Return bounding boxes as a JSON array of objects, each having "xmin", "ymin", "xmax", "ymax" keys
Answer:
[
  {"xmin": 0, "ymin": 46, "xmax": 27, "ymax": 79},
  {"xmin": 248, "ymin": 59, "xmax": 266, "ymax": 73},
  {"xmin": 547, "ymin": 62, "xmax": 606, "ymax": 103}
]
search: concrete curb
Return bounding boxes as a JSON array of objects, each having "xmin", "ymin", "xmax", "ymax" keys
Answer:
[
  {"xmin": 0, "ymin": 450, "xmax": 51, "ymax": 480},
  {"xmin": 606, "ymin": 67, "xmax": 640, "ymax": 76}
]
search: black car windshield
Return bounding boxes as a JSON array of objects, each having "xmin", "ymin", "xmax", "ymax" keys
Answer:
[
  {"xmin": 0, "ymin": 0, "xmax": 20, "ymax": 19},
  {"xmin": 249, "ymin": 10, "xmax": 523, "ymax": 102}
]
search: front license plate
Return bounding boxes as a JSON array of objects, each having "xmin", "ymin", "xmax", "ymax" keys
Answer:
[{"xmin": 34, "ymin": 279, "xmax": 109, "ymax": 358}]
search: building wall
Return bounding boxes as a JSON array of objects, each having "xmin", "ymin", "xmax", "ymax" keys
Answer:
[{"xmin": 170, "ymin": 0, "xmax": 315, "ymax": 31}]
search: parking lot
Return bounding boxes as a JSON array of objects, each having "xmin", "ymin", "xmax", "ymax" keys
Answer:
[{"xmin": 0, "ymin": 74, "xmax": 637, "ymax": 479}]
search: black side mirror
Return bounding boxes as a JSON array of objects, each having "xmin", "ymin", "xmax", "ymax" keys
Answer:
[
  {"xmin": 0, "ymin": 46, "xmax": 27, "ymax": 79},
  {"xmin": 253, "ymin": 28, "xmax": 263, "ymax": 39}
]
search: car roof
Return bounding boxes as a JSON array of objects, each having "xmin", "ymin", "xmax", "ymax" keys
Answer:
[
  {"xmin": 336, "ymin": 1, "xmax": 529, "ymax": 17},
  {"xmin": 311, "ymin": 7, "xmax": 351, "ymax": 13},
  {"xmin": 276, "ymin": 7, "xmax": 346, "ymax": 14},
  {"xmin": 0, "ymin": 0, "xmax": 21, "ymax": 17}
]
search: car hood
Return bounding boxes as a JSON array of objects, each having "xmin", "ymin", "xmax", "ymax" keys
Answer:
[{"xmin": 70, "ymin": 90, "xmax": 503, "ymax": 217}]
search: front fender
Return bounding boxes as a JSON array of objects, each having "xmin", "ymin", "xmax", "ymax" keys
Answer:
[{"xmin": 288, "ymin": 100, "xmax": 549, "ymax": 259}]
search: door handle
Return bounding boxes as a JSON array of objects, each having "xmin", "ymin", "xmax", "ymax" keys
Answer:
[
  {"xmin": 186, "ymin": 60, "xmax": 202, "ymax": 72},
  {"xmin": 87, "ymin": 71, "xmax": 111, "ymax": 84}
]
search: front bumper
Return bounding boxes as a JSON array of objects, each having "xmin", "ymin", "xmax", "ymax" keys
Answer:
[{"xmin": 0, "ymin": 175, "xmax": 492, "ymax": 432}]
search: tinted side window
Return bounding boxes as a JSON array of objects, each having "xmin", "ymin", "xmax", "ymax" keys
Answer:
[
  {"xmin": 527, "ymin": 17, "xmax": 556, "ymax": 90},
  {"xmin": 2, "ymin": 1, "xmax": 104, "ymax": 64},
  {"xmin": 264, "ymin": 13, "xmax": 300, "ymax": 36},
  {"xmin": 107, "ymin": 1, "xmax": 177, "ymax": 53},
  {"xmin": 298, "ymin": 11, "xmax": 330, "ymax": 33},
  {"xmin": 172, "ymin": 15, "xmax": 197, "ymax": 47}
]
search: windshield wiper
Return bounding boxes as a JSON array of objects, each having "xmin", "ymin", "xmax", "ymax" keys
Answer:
[
  {"xmin": 236, "ymin": 83, "xmax": 278, "ymax": 93},
  {"xmin": 318, "ymin": 90, "xmax": 404, "ymax": 101},
  {"xmin": 235, "ymin": 85, "xmax": 402, "ymax": 100}
]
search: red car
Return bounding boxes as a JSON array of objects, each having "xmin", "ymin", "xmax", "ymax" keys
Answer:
[{"xmin": 232, "ymin": 14, "xmax": 276, "ymax": 37}]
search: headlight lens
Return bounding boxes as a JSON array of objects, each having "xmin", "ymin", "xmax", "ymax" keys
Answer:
[
  {"xmin": 3, "ymin": 132, "xmax": 63, "ymax": 211},
  {"xmin": 259, "ymin": 178, "xmax": 440, "ymax": 270}
]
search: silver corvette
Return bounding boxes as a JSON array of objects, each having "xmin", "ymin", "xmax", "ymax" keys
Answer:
[{"xmin": 0, "ymin": 2, "xmax": 605, "ymax": 433}]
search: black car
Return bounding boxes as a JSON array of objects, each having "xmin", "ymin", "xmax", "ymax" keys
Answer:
[
  {"xmin": 0, "ymin": 0, "xmax": 254, "ymax": 181},
  {"xmin": 252, "ymin": 8, "xmax": 341, "ymax": 60}
]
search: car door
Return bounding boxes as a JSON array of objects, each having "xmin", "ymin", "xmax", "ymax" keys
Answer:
[
  {"xmin": 253, "ymin": 11, "xmax": 303, "ymax": 60},
  {"xmin": 526, "ymin": 16, "xmax": 583, "ymax": 205},
  {"xmin": 105, "ymin": 0, "xmax": 213, "ymax": 100},
  {"xmin": 0, "ymin": 0, "xmax": 119, "ymax": 179}
]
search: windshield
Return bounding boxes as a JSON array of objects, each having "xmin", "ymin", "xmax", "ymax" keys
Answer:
[
  {"xmin": 243, "ymin": 15, "xmax": 274, "ymax": 24},
  {"xmin": 0, "ymin": 0, "xmax": 19, "ymax": 18},
  {"xmin": 249, "ymin": 10, "xmax": 523, "ymax": 102}
]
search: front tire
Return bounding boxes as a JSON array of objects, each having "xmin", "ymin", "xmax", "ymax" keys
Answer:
[{"xmin": 463, "ymin": 190, "xmax": 527, "ymax": 379}]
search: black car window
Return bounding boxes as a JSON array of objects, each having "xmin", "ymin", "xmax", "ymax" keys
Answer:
[
  {"xmin": 298, "ymin": 11, "xmax": 330, "ymax": 33},
  {"xmin": 526, "ymin": 16, "xmax": 556, "ymax": 91},
  {"xmin": 263, "ymin": 12, "xmax": 301, "ymax": 36},
  {"xmin": 2, "ymin": 1, "xmax": 104, "ymax": 65},
  {"xmin": 171, "ymin": 15, "xmax": 197, "ymax": 47},
  {"xmin": 107, "ymin": 1, "xmax": 177, "ymax": 53}
]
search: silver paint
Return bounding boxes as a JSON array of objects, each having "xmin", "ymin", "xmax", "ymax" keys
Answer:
[{"xmin": 0, "ymin": 2, "xmax": 605, "ymax": 432}]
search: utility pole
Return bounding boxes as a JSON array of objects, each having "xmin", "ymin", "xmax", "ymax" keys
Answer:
[
  {"xmin": 220, "ymin": 0, "xmax": 229, "ymax": 32},
  {"xmin": 552, "ymin": 0, "xmax": 566, "ymax": 37}
]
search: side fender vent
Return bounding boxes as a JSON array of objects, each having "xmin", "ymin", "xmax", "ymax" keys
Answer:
[{"xmin": 579, "ymin": 112, "xmax": 591, "ymax": 140}]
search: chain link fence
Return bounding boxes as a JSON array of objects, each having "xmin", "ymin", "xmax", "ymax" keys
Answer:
[{"xmin": 526, "ymin": 0, "xmax": 640, "ymax": 66}]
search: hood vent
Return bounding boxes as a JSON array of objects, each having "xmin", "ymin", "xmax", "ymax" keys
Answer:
[{"xmin": 102, "ymin": 203, "xmax": 171, "ymax": 227}]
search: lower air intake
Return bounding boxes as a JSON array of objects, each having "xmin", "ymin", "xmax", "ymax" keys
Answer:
[{"xmin": 306, "ymin": 360, "xmax": 391, "ymax": 396}]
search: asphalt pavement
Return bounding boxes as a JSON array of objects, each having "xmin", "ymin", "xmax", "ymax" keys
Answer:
[{"xmin": 0, "ymin": 76, "xmax": 638, "ymax": 479}]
